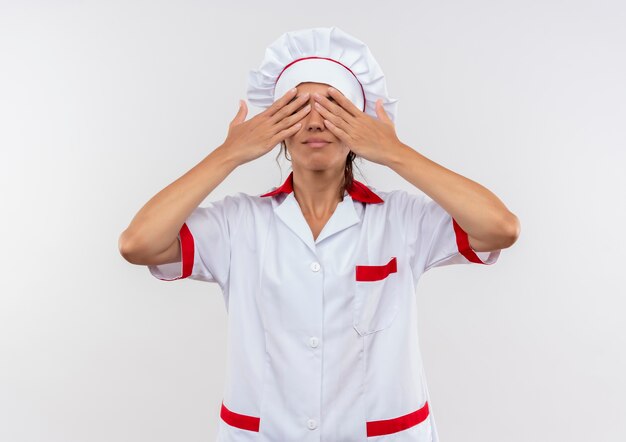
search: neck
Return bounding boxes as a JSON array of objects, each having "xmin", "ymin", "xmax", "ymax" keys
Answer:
[{"xmin": 291, "ymin": 166, "xmax": 345, "ymax": 218}]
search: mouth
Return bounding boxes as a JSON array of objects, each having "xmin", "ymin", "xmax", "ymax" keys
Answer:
[{"xmin": 304, "ymin": 141, "xmax": 332, "ymax": 148}]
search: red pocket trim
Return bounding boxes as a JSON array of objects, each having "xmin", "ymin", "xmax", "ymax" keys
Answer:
[
  {"xmin": 366, "ymin": 400, "xmax": 429, "ymax": 437},
  {"xmin": 355, "ymin": 257, "xmax": 397, "ymax": 281},
  {"xmin": 220, "ymin": 401, "xmax": 260, "ymax": 432}
]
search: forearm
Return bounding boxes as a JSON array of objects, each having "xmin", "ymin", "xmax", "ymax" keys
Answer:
[
  {"xmin": 387, "ymin": 142, "xmax": 520, "ymax": 248},
  {"xmin": 118, "ymin": 144, "xmax": 240, "ymax": 262}
]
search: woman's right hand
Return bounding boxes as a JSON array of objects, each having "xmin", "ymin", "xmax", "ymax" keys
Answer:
[{"xmin": 219, "ymin": 87, "xmax": 312, "ymax": 166}]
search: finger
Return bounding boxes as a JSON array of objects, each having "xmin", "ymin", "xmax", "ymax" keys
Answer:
[
  {"xmin": 231, "ymin": 100, "xmax": 247, "ymax": 126},
  {"xmin": 313, "ymin": 91, "xmax": 354, "ymax": 125},
  {"xmin": 275, "ymin": 101, "xmax": 312, "ymax": 132},
  {"xmin": 269, "ymin": 91, "xmax": 311, "ymax": 125},
  {"xmin": 266, "ymin": 87, "xmax": 300, "ymax": 118},
  {"xmin": 375, "ymin": 99, "xmax": 392, "ymax": 124},
  {"xmin": 323, "ymin": 118, "xmax": 350, "ymax": 143},
  {"xmin": 326, "ymin": 86, "xmax": 362, "ymax": 117},
  {"xmin": 269, "ymin": 121, "xmax": 303, "ymax": 148},
  {"xmin": 313, "ymin": 100, "xmax": 350, "ymax": 132}
]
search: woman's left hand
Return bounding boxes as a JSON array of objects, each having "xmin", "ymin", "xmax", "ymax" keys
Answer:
[{"xmin": 313, "ymin": 87, "xmax": 406, "ymax": 166}]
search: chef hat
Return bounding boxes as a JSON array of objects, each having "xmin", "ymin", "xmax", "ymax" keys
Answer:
[{"xmin": 247, "ymin": 26, "xmax": 399, "ymax": 123}]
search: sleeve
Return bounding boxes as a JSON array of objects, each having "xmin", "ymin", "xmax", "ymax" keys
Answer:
[
  {"xmin": 147, "ymin": 194, "xmax": 243, "ymax": 287},
  {"xmin": 395, "ymin": 190, "xmax": 501, "ymax": 276}
]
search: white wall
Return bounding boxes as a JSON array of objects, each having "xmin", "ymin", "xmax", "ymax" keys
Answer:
[{"xmin": 1, "ymin": 0, "xmax": 624, "ymax": 441}]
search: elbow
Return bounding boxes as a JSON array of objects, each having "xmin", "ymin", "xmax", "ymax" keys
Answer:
[
  {"xmin": 500, "ymin": 212, "xmax": 521, "ymax": 248},
  {"xmin": 118, "ymin": 230, "xmax": 146, "ymax": 264}
]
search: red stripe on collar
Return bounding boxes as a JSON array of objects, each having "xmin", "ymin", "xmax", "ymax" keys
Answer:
[{"xmin": 259, "ymin": 171, "xmax": 384, "ymax": 204}]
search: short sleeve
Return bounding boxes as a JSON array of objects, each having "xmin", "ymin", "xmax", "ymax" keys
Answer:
[
  {"xmin": 147, "ymin": 194, "xmax": 244, "ymax": 287},
  {"xmin": 393, "ymin": 190, "xmax": 501, "ymax": 277}
]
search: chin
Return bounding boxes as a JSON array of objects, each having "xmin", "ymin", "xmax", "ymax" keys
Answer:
[
  {"xmin": 303, "ymin": 158, "xmax": 344, "ymax": 171},
  {"xmin": 306, "ymin": 162, "xmax": 332, "ymax": 171}
]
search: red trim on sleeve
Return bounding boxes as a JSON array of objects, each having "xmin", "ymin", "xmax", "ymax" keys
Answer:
[
  {"xmin": 452, "ymin": 218, "xmax": 490, "ymax": 264},
  {"xmin": 220, "ymin": 401, "xmax": 260, "ymax": 432},
  {"xmin": 355, "ymin": 257, "xmax": 397, "ymax": 281},
  {"xmin": 179, "ymin": 222, "xmax": 194, "ymax": 278},
  {"xmin": 366, "ymin": 401, "xmax": 429, "ymax": 437}
]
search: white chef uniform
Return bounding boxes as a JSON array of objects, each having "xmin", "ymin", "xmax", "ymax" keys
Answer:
[
  {"xmin": 148, "ymin": 26, "xmax": 501, "ymax": 441},
  {"xmin": 148, "ymin": 171, "xmax": 500, "ymax": 441}
]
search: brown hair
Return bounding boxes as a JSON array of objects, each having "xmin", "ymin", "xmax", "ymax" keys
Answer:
[{"xmin": 277, "ymin": 141, "xmax": 362, "ymax": 199}]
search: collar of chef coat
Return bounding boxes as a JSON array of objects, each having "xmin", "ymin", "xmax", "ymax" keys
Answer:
[{"xmin": 259, "ymin": 171, "xmax": 384, "ymax": 251}]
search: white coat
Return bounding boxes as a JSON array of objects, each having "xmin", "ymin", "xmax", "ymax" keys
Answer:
[{"xmin": 148, "ymin": 171, "xmax": 501, "ymax": 441}]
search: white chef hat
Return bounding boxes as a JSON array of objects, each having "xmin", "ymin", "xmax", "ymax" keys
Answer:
[{"xmin": 247, "ymin": 26, "xmax": 399, "ymax": 123}]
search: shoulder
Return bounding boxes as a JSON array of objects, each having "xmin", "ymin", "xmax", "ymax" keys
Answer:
[
  {"xmin": 205, "ymin": 191, "xmax": 268, "ymax": 208},
  {"xmin": 366, "ymin": 186, "xmax": 429, "ymax": 211},
  {"xmin": 219, "ymin": 191, "xmax": 276, "ymax": 222},
  {"xmin": 191, "ymin": 192, "xmax": 262, "ymax": 225}
]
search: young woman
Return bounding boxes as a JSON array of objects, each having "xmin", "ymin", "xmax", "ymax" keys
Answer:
[{"xmin": 119, "ymin": 27, "xmax": 520, "ymax": 442}]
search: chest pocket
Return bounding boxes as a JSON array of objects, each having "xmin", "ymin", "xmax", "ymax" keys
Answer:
[{"xmin": 352, "ymin": 256, "xmax": 399, "ymax": 336}]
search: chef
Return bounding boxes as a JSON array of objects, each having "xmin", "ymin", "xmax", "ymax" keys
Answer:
[{"xmin": 119, "ymin": 26, "xmax": 520, "ymax": 441}]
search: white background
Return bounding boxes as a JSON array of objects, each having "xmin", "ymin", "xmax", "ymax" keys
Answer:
[{"xmin": 1, "ymin": 0, "xmax": 624, "ymax": 441}]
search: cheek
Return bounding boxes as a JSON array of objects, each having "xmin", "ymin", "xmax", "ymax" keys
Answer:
[
  {"xmin": 287, "ymin": 127, "xmax": 304, "ymax": 141},
  {"xmin": 283, "ymin": 134, "xmax": 296, "ymax": 146}
]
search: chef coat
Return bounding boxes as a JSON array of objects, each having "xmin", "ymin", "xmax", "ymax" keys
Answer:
[{"xmin": 148, "ymin": 171, "xmax": 501, "ymax": 441}]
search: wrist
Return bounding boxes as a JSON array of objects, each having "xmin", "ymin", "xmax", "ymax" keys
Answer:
[
  {"xmin": 385, "ymin": 141, "xmax": 414, "ymax": 169},
  {"xmin": 212, "ymin": 143, "xmax": 243, "ymax": 169}
]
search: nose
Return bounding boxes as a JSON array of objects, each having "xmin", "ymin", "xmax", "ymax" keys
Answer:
[{"xmin": 303, "ymin": 97, "xmax": 326, "ymax": 131}]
